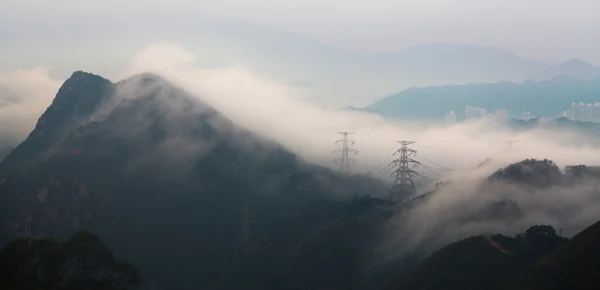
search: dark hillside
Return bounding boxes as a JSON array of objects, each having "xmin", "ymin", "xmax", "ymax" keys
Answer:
[
  {"xmin": 386, "ymin": 225, "xmax": 567, "ymax": 290},
  {"xmin": 509, "ymin": 220, "xmax": 600, "ymax": 290},
  {"xmin": 0, "ymin": 71, "xmax": 389, "ymax": 289}
]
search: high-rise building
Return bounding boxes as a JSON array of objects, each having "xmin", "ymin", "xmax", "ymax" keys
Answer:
[
  {"xmin": 586, "ymin": 103, "xmax": 594, "ymax": 122},
  {"xmin": 570, "ymin": 102, "xmax": 585, "ymax": 121},
  {"xmin": 444, "ymin": 111, "xmax": 456, "ymax": 124},
  {"xmin": 569, "ymin": 102, "xmax": 576, "ymax": 120},
  {"xmin": 593, "ymin": 103, "xmax": 600, "ymax": 123},
  {"xmin": 566, "ymin": 102, "xmax": 600, "ymax": 123},
  {"xmin": 520, "ymin": 112, "xmax": 535, "ymax": 121},
  {"xmin": 465, "ymin": 106, "xmax": 486, "ymax": 120},
  {"xmin": 577, "ymin": 102, "xmax": 586, "ymax": 121},
  {"xmin": 489, "ymin": 108, "xmax": 509, "ymax": 123}
]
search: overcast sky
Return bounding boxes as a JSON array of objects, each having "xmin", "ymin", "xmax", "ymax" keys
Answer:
[{"xmin": 2, "ymin": 0, "xmax": 599, "ymax": 65}]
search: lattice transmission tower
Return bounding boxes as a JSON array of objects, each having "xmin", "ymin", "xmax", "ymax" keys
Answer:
[
  {"xmin": 234, "ymin": 203, "xmax": 257, "ymax": 261},
  {"xmin": 504, "ymin": 140, "xmax": 520, "ymax": 149},
  {"xmin": 389, "ymin": 141, "xmax": 420, "ymax": 202},
  {"xmin": 333, "ymin": 132, "xmax": 358, "ymax": 173}
]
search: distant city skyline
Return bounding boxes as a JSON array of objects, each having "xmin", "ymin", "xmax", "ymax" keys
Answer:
[
  {"xmin": 566, "ymin": 102, "xmax": 600, "ymax": 123},
  {"xmin": 455, "ymin": 106, "xmax": 522, "ymax": 123},
  {"xmin": 488, "ymin": 108, "xmax": 509, "ymax": 123},
  {"xmin": 444, "ymin": 111, "xmax": 457, "ymax": 124},
  {"xmin": 454, "ymin": 101, "xmax": 600, "ymax": 124},
  {"xmin": 465, "ymin": 106, "xmax": 487, "ymax": 120}
]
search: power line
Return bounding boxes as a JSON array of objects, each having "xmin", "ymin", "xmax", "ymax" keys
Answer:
[
  {"xmin": 416, "ymin": 153, "xmax": 453, "ymax": 171},
  {"xmin": 376, "ymin": 165, "xmax": 396, "ymax": 181},
  {"xmin": 369, "ymin": 154, "xmax": 396, "ymax": 176},
  {"xmin": 389, "ymin": 141, "xmax": 420, "ymax": 202},
  {"xmin": 419, "ymin": 164, "xmax": 443, "ymax": 176},
  {"xmin": 332, "ymin": 132, "xmax": 358, "ymax": 173}
]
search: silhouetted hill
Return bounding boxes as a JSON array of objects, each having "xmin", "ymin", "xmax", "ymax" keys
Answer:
[
  {"xmin": 0, "ymin": 147, "xmax": 10, "ymax": 163},
  {"xmin": 509, "ymin": 220, "xmax": 600, "ymax": 290},
  {"xmin": 0, "ymin": 71, "xmax": 115, "ymax": 171},
  {"xmin": 392, "ymin": 219, "xmax": 600, "ymax": 290},
  {"xmin": 385, "ymin": 157, "xmax": 600, "ymax": 290},
  {"xmin": 387, "ymin": 159, "xmax": 600, "ymax": 266},
  {"xmin": 0, "ymin": 71, "xmax": 389, "ymax": 289},
  {"xmin": 365, "ymin": 77, "xmax": 600, "ymax": 120},
  {"xmin": 488, "ymin": 159, "xmax": 564, "ymax": 188},
  {"xmin": 386, "ymin": 225, "xmax": 567, "ymax": 290},
  {"xmin": 0, "ymin": 230, "xmax": 140, "ymax": 289}
]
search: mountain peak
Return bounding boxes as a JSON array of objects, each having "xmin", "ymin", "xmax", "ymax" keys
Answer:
[
  {"xmin": 69, "ymin": 70, "xmax": 103, "ymax": 78},
  {"xmin": 556, "ymin": 58, "xmax": 595, "ymax": 70},
  {"xmin": 0, "ymin": 71, "xmax": 114, "ymax": 171},
  {"xmin": 38, "ymin": 70, "xmax": 114, "ymax": 130},
  {"xmin": 529, "ymin": 58, "xmax": 599, "ymax": 81},
  {"xmin": 64, "ymin": 71, "xmax": 112, "ymax": 88}
]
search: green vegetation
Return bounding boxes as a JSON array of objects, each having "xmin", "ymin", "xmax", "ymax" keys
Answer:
[
  {"xmin": 0, "ymin": 231, "xmax": 139, "ymax": 290},
  {"xmin": 386, "ymin": 225, "xmax": 567, "ymax": 290},
  {"xmin": 509, "ymin": 220, "xmax": 600, "ymax": 290}
]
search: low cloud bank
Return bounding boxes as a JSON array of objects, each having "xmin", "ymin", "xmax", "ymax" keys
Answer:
[
  {"xmin": 0, "ymin": 67, "xmax": 62, "ymax": 147},
  {"xmin": 3, "ymin": 44, "xmax": 600, "ymax": 259}
]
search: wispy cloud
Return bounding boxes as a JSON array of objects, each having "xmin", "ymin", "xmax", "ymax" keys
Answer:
[{"xmin": 0, "ymin": 67, "xmax": 62, "ymax": 146}]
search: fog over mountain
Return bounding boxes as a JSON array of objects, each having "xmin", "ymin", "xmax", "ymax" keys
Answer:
[
  {"xmin": 3, "ymin": 44, "xmax": 600, "ymax": 289},
  {"xmin": 4, "ymin": 44, "xmax": 600, "ymax": 175},
  {"xmin": 4, "ymin": 1, "xmax": 600, "ymax": 288},
  {"xmin": 0, "ymin": 67, "xmax": 61, "ymax": 148}
]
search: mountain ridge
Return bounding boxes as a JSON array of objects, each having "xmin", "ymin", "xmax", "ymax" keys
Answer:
[
  {"xmin": 365, "ymin": 76, "xmax": 600, "ymax": 120},
  {"xmin": 0, "ymin": 70, "xmax": 391, "ymax": 289},
  {"xmin": 4, "ymin": 71, "xmax": 600, "ymax": 289},
  {"xmin": 0, "ymin": 71, "xmax": 114, "ymax": 171},
  {"xmin": 529, "ymin": 58, "xmax": 600, "ymax": 81}
]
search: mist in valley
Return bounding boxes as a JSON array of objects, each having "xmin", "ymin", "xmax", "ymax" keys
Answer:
[{"xmin": 2, "ymin": 44, "xmax": 600, "ymax": 262}]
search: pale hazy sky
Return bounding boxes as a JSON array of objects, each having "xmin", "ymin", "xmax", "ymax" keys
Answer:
[{"xmin": 1, "ymin": 0, "xmax": 599, "ymax": 65}]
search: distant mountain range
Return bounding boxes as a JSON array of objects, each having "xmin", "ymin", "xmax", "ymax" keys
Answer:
[
  {"xmin": 6, "ymin": 18, "xmax": 599, "ymax": 107},
  {"xmin": 529, "ymin": 58, "xmax": 600, "ymax": 81},
  {"xmin": 365, "ymin": 75, "xmax": 600, "ymax": 120},
  {"xmin": 177, "ymin": 21, "xmax": 600, "ymax": 107},
  {"xmin": 181, "ymin": 30, "xmax": 600, "ymax": 106}
]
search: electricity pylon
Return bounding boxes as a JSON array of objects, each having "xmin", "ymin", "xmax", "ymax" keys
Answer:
[
  {"xmin": 234, "ymin": 203, "xmax": 257, "ymax": 261},
  {"xmin": 505, "ymin": 140, "xmax": 520, "ymax": 148},
  {"xmin": 333, "ymin": 132, "xmax": 358, "ymax": 173},
  {"xmin": 389, "ymin": 141, "xmax": 420, "ymax": 202}
]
